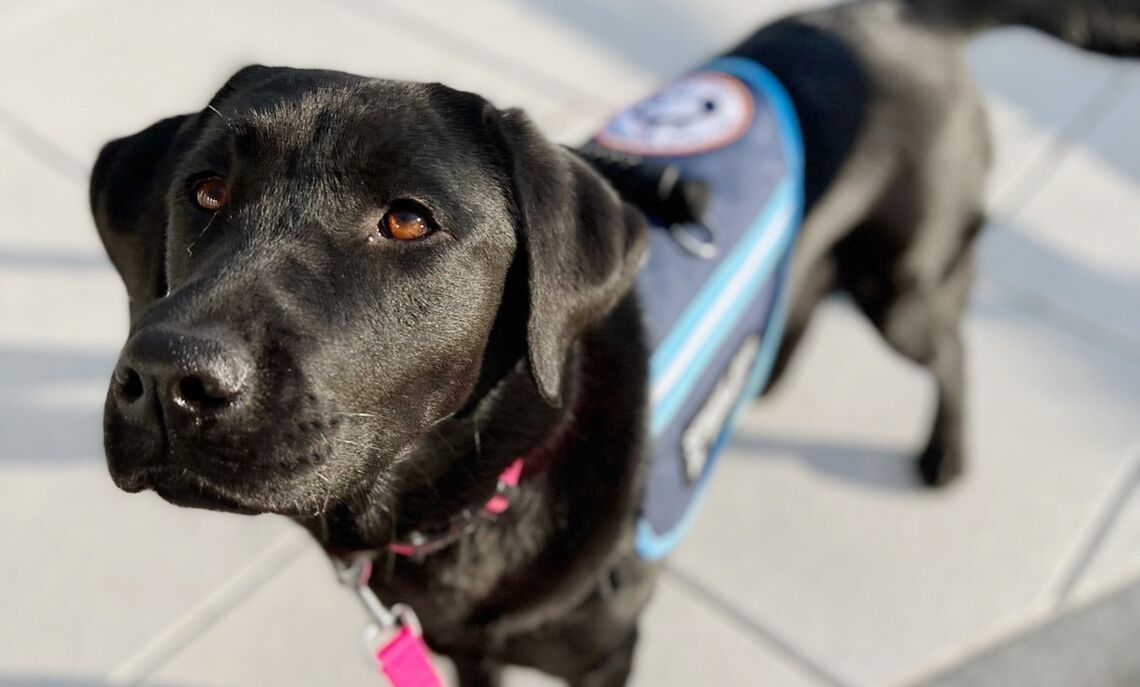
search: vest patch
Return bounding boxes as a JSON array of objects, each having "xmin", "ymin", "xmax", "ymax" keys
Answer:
[
  {"xmin": 682, "ymin": 335, "xmax": 761, "ymax": 483},
  {"xmin": 595, "ymin": 72, "xmax": 755, "ymax": 156}
]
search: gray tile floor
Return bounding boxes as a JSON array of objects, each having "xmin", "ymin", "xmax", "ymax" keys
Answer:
[{"xmin": 1, "ymin": 1, "xmax": 1138, "ymax": 686}]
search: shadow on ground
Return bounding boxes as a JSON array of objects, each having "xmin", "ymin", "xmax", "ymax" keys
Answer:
[
  {"xmin": 0, "ymin": 346, "xmax": 115, "ymax": 464},
  {"xmin": 732, "ymin": 432, "xmax": 921, "ymax": 491},
  {"xmin": 980, "ymin": 218, "xmax": 1140, "ymax": 349}
]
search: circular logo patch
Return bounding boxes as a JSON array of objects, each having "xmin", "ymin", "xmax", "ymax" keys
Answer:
[{"xmin": 595, "ymin": 72, "xmax": 755, "ymax": 156}]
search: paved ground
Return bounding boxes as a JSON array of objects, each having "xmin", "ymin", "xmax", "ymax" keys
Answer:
[{"xmin": 2, "ymin": 1, "xmax": 1139, "ymax": 686}]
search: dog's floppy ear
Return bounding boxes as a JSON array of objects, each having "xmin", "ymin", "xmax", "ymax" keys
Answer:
[
  {"xmin": 89, "ymin": 65, "xmax": 276, "ymax": 320},
  {"xmin": 492, "ymin": 109, "xmax": 648, "ymax": 406},
  {"xmin": 90, "ymin": 113, "xmax": 189, "ymax": 318}
]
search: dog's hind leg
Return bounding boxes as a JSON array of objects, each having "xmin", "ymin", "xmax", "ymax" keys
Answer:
[
  {"xmin": 834, "ymin": 212, "xmax": 981, "ymax": 488},
  {"xmin": 913, "ymin": 238, "xmax": 977, "ymax": 487},
  {"xmin": 765, "ymin": 255, "xmax": 837, "ymax": 394}
]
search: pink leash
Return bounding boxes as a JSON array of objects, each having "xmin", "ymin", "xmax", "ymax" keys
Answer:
[{"xmin": 376, "ymin": 626, "xmax": 441, "ymax": 687}]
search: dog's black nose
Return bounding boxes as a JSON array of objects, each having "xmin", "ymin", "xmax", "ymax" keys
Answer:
[{"xmin": 113, "ymin": 326, "xmax": 253, "ymax": 418}]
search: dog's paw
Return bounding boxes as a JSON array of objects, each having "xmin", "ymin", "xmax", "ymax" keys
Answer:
[{"xmin": 916, "ymin": 445, "xmax": 964, "ymax": 488}]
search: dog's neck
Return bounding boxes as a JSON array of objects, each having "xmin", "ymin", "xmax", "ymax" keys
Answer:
[
  {"xmin": 308, "ymin": 353, "xmax": 576, "ymax": 553},
  {"xmin": 302, "ymin": 293, "xmax": 649, "ymax": 634}
]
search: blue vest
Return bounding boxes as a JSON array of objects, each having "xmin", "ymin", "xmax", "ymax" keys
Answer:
[{"xmin": 589, "ymin": 58, "xmax": 804, "ymax": 560}]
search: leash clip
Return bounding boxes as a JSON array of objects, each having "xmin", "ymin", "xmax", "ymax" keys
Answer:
[
  {"xmin": 334, "ymin": 555, "xmax": 401, "ymax": 629},
  {"xmin": 332, "ymin": 554, "xmax": 443, "ymax": 687}
]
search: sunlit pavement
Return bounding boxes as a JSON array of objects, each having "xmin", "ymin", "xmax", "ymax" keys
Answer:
[{"xmin": 2, "ymin": 1, "xmax": 1139, "ymax": 685}]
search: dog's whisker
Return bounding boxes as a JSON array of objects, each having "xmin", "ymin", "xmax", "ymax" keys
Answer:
[
  {"xmin": 473, "ymin": 421, "xmax": 482, "ymax": 460},
  {"xmin": 425, "ymin": 421, "xmax": 462, "ymax": 459},
  {"xmin": 206, "ymin": 104, "xmax": 235, "ymax": 130},
  {"xmin": 425, "ymin": 421, "xmax": 478, "ymax": 488},
  {"xmin": 338, "ymin": 437, "xmax": 439, "ymax": 493},
  {"xmin": 317, "ymin": 469, "xmax": 334, "ymax": 516},
  {"xmin": 334, "ymin": 438, "xmax": 376, "ymax": 450},
  {"xmin": 186, "ymin": 211, "xmax": 219, "ymax": 256}
]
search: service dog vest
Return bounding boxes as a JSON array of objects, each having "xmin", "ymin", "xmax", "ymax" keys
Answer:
[{"xmin": 586, "ymin": 58, "xmax": 804, "ymax": 560}]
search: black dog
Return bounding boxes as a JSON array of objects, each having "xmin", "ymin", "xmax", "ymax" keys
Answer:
[{"xmin": 90, "ymin": 0, "xmax": 1139, "ymax": 684}]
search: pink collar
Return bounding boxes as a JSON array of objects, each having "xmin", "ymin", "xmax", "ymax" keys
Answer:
[{"xmin": 386, "ymin": 458, "xmax": 525, "ymax": 558}]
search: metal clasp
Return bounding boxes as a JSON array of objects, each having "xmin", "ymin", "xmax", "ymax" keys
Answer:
[
  {"xmin": 670, "ymin": 206, "xmax": 721, "ymax": 260},
  {"xmin": 334, "ymin": 555, "xmax": 399, "ymax": 628},
  {"xmin": 670, "ymin": 221, "xmax": 718, "ymax": 259},
  {"xmin": 332, "ymin": 553, "xmax": 429, "ymax": 670}
]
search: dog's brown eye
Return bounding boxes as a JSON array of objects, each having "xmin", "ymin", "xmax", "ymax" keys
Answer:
[
  {"xmin": 193, "ymin": 177, "xmax": 229, "ymax": 212},
  {"xmin": 380, "ymin": 206, "xmax": 434, "ymax": 241}
]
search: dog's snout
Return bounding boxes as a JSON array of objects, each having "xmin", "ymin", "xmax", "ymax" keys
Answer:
[{"xmin": 113, "ymin": 326, "xmax": 253, "ymax": 418}]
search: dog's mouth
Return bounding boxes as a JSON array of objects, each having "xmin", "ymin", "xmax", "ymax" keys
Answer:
[
  {"xmin": 105, "ymin": 432, "xmax": 362, "ymax": 517},
  {"xmin": 154, "ymin": 481, "xmax": 264, "ymax": 515},
  {"xmin": 111, "ymin": 463, "xmax": 282, "ymax": 515}
]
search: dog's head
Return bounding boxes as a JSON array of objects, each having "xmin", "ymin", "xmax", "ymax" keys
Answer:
[{"xmin": 91, "ymin": 65, "xmax": 645, "ymax": 520}]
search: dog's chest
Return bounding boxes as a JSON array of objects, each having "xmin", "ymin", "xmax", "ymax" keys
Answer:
[{"xmin": 588, "ymin": 57, "xmax": 804, "ymax": 559}]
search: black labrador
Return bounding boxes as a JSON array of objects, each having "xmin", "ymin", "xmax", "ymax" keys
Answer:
[{"xmin": 89, "ymin": 0, "xmax": 1139, "ymax": 684}]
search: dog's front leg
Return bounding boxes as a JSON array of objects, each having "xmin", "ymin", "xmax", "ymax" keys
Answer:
[
  {"xmin": 568, "ymin": 628, "xmax": 638, "ymax": 687},
  {"xmin": 453, "ymin": 655, "xmax": 503, "ymax": 687}
]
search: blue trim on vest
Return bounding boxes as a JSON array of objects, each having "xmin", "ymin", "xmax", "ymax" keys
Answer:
[
  {"xmin": 648, "ymin": 180, "xmax": 798, "ymax": 436},
  {"xmin": 634, "ymin": 57, "xmax": 804, "ymax": 561}
]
